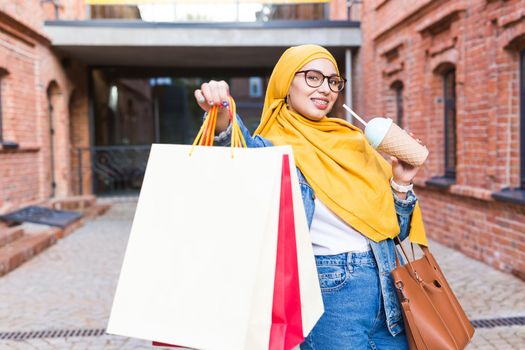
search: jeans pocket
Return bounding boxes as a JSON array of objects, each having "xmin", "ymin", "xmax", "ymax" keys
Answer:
[{"xmin": 317, "ymin": 265, "xmax": 348, "ymax": 293}]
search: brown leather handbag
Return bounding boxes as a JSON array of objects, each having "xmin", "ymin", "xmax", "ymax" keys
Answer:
[{"xmin": 391, "ymin": 239, "xmax": 475, "ymax": 350}]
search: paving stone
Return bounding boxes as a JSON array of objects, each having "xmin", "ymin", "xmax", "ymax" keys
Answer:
[{"xmin": 0, "ymin": 198, "xmax": 523, "ymax": 349}]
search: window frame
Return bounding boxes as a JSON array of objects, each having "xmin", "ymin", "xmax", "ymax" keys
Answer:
[
  {"xmin": 393, "ymin": 82, "xmax": 404, "ymax": 128},
  {"xmin": 491, "ymin": 50, "xmax": 525, "ymax": 204},
  {"xmin": 519, "ymin": 49, "xmax": 525, "ymax": 189},
  {"xmin": 0, "ymin": 76, "xmax": 3, "ymax": 143},
  {"xmin": 443, "ymin": 68, "xmax": 457, "ymax": 179}
]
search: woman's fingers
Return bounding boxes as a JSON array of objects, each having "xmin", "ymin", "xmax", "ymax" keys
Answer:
[
  {"xmin": 209, "ymin": 81, "xmax": 222, "ymax": 106},
  {"xmin": 200, "ymin": 82, "xmax": 215, "ymax": 106},
  {"xmin": 194, "ymin": 89, "xmax": 208, "ymax": 111},
  {"xmin": 217, "ymin": 81, "xmax": 230, "ymax": 105},
  {"xmin": 200, "ymin": 80, "xmax": 230, "ymax": 105},
  {"xmin": 195, "ymin": 80, "xmax": 231, "ymax": 113}
]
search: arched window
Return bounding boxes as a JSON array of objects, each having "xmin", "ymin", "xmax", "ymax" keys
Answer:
[
  {"xmin": 391, "ymin": 81, "xmax": 404, "ymax": 128},
  {"xmin": 443, "ymin": 68, "xmax": 457, "ymax": 179},
  {"xmin": 0, "ymin": 74, "xmax": 3, "ymax": 143},
  {"xmin": 520, "ymin": 50, "xmax": 525, "ymax": 189},
  {"xmin": 0, "ymin": 69, "xmax": 6, "ymax": 143}
]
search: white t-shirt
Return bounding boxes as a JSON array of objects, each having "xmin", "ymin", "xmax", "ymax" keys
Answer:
[{"xmin": 310, "ymin": 198, "xmax": 370, "ymax": 255}]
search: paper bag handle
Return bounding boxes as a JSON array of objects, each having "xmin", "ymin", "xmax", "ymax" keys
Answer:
[{"xmin": 190, "ymin": 96, "xmax": 246, "ymax": 156}]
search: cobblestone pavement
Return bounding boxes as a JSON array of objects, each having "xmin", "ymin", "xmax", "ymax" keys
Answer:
[{"xmin": 0, "ymin": 199, "xmax": 524, "ymax": 349}]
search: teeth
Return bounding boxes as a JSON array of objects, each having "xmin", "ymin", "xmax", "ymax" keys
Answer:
[{"xmin": 312, "ymin": 99, "xmax": 328, "ymax": 105}]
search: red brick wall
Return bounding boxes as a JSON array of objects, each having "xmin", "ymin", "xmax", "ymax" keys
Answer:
[
  {"xmin": 360, "ymin": 0, "xmax": 525, "ymax": 278},
  {"xmin": 0, "ymin": 1, "xmax": 89, "ymax": 213}
]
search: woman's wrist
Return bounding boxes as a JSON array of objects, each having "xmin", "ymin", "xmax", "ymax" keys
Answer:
[
  {"xmin": 392, "ymin": 189, "xmax": 408, "ymax": 200},
  {"xmin": 390, "ymin": 177, "xmax": 413, "ymax": 191},
  {"xmin": 392, "ymin": 177, "xmax": 412, "ymax": 186},
  {"xmin": 390, "ymin": 177, "xmax": 413, "ymax": 200},
  {"xmin": 215, "ymin": 108, "xmax": 231, "ymax": 133}
]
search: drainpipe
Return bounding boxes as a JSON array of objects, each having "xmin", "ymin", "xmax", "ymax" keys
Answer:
[
  {"xmin": 345, "ymin": 48, "xmax": 353, "ymax": 123},
  {"xmin": 41, "ymin": 0, "xmax": 61, "ymax": 20}
]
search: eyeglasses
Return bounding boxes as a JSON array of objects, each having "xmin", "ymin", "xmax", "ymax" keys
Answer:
[{"xmin": 295, "ymin": 70, "xmax": 346, "ymax": 92}]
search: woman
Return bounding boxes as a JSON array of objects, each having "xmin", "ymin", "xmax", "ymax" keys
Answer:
[{"xmin": 194, "ymin": 44, "xmax": 428, "ymax": 350}]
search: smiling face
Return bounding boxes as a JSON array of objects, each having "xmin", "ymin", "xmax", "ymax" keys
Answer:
[{"xmin": 286, "ymin": 58, "xmax": 340, "ymax": 121}]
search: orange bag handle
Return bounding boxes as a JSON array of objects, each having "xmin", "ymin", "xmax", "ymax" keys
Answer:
[{"xmin": 190, "ymin": 96, "xmax": 246, "ymax": 157}]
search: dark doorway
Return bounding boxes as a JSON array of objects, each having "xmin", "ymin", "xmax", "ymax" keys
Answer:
[
  {"xmin": 47, "ymin": 82, "xmax": 61, "ymax": 197},
  {"xmin": 88, "ymin": 68, "xmax": 268, "ymax": 195}
]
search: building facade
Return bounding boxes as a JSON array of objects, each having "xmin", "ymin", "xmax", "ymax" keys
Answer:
[
  {"xmin": 358, "ymin": 0, "xmax": 525, "ymax": 279},
  {"xmin": 3, "ymin": 0, "xmax": 523, "ymax": 279},
  {"xmin": 1, "ymin": 0, "xmax": 360, "ymax": 203},
  {"xmin": 0, "ymin": 0, "xmax": 88, "ymax": 213}
]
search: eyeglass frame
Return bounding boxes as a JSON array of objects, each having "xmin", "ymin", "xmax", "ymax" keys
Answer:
[{"xmin": 294, "ymin": 69, "xmax": 347, "ymax": 92}]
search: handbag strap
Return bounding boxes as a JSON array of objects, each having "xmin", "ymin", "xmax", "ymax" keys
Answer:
[{"xmin": 394, "ymin": 237, "xmax": 423, "ymax": 282}]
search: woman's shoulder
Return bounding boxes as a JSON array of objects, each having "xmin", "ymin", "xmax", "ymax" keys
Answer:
[{"xmin": 250, "ymin": 134, "xmax": 273, "ymax": 148}]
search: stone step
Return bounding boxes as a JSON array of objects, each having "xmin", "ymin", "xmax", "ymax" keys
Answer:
[
  {"xmin": 50, "ymin": 195, "xmax": 96, "ymax": 211},
  {"xmin": 0, "ymin": 226, "xmax": 24, "ymax": 248},
  {"xmin": 0, "ymin": 231, "xmax": 57, "ymax": 277},
  {"xmin": 83, "ymin": 203, "xmax": 111, "ymax": 220},
  {"xmin": 0, "ymin": 199, "xmax": 111, "ymax": 277}
]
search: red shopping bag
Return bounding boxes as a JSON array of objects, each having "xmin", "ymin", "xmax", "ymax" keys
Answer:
[
  {"xmin": 153, "ymin": 155, "xmax": 304, "ymax": 350},
  {"xmin": 269, "ymin": 154, "xmax": 304, "ymax": 350},
  {"xmin": 152, "ymin": 342, "xmax": 189, "ymax": 348}
]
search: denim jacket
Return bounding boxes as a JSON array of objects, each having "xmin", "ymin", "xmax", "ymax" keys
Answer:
[{"xmin": 215, "ymin": 115, "xmax": 417, "ymax": 337}]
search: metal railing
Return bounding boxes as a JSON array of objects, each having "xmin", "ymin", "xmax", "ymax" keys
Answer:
[
  {"xmin": 86, "ymin": 1, "xmax": 336, "ymax": 22},
  {"xmin": 73, "ymin": 145, "xmax": 151, "ymax": 196}
]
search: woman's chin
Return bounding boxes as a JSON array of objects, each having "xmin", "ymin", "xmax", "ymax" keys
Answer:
[{"xmin": 303, "ymin": 113, "xmax": 325, "ymax": 121}]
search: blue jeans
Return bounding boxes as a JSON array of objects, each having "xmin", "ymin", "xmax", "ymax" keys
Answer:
[{"xmin": 300, "ymin": 250, "xmax": 408, "ymax": 350}]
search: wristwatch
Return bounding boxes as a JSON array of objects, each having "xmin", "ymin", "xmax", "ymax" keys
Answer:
[{"xmin": 390, "ymin": 177, "xmax": 413, "ymax": 193}]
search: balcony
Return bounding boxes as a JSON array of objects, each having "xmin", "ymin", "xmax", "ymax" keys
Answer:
[{"xmin": 82, "ymin": 0, "xmax": 362, "ymax": 23}]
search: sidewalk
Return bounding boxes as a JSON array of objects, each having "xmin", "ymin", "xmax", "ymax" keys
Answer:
[{"xmin": 0, "ymin": 200, "xmax": 524, "ymax": 349}]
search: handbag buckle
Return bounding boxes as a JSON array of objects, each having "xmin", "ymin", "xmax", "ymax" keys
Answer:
[
  {"xmin": 395, "ymin": 281, "xmax": 409, "ymax": 302},
  {"xmin": 414, "ymin": 271, "xmax": 423, "ymax": 283}
]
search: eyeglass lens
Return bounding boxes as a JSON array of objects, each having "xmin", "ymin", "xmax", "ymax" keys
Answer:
[{"xmin": 304, "ymin": 70, "xmax": 345, "ymax": 92}]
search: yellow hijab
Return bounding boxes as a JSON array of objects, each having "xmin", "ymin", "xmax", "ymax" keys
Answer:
[{"xmin": 254, "ymin": 44, "xmax": 427, "ymax": 245}]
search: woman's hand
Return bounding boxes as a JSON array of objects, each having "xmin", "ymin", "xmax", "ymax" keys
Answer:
[
  {"xmin": 390, "ymin": 132, "xmax": 424, "ymax": 199},
  {"xmin": 390, "ymin": 156, "xmax": 420, "ymax": 185},
  {"xmin": 194, "ymin": 80, "xmax": 231, "ymax": 133}
]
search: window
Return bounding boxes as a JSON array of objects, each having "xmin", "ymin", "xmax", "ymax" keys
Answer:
[
  {"xmin": 443, "ymin": 69, "xmax": 457, "ymax": 179},
  {"xmin": 249, "ymin": 77, "xmax": 263, "ymax": 98},
  {"xmin": 0, "ymin": 75, "xmax": 3, "ymax": 143},
  {"xmin": 0, "ymin": 70, "xmax": 17, "ymax": 148},
  {"xmin": 491, "ymin": 51, "xmax": 525, "ymax": 204},
  {"xmin": 520, "ymin": 50, "xmax": 525, "ymax": 189},
  {"xmin": 392, "ymin": 81, "xmax": 404, "ymax": 128}
]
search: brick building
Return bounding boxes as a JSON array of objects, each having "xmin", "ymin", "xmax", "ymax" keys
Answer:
[
  {"xmin": 3, "ymin": 0, "xmax": 523, "ymax": 279},
  {"xmin": 0, "ymin": 0, "xmax": 89, "ymax": 213},
  {"xmin": 357, "ymin": 0, "xmax": 525, "ymax": 279},
  {"xmin": 0, "ymin": 0, "xmax": 359, "ymax": 202}
]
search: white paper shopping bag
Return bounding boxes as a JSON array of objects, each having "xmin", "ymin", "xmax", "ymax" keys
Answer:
[
  {"xmin": 108, "ymin": 144, "xmax": 286, "ymax": 350},
  {"xmin": 107, "ymin": 144, "xmax": 324, "ymax": 350}
]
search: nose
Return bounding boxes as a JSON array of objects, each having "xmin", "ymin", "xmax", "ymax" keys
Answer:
[{"xmin": 317, "ymin": 77, "xmax": 331, "ymax": 93}]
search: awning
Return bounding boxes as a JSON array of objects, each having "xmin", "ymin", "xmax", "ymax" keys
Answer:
[{"xmin": 44, "ymin": 20, "xmax": 361, "ymax": 69}]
